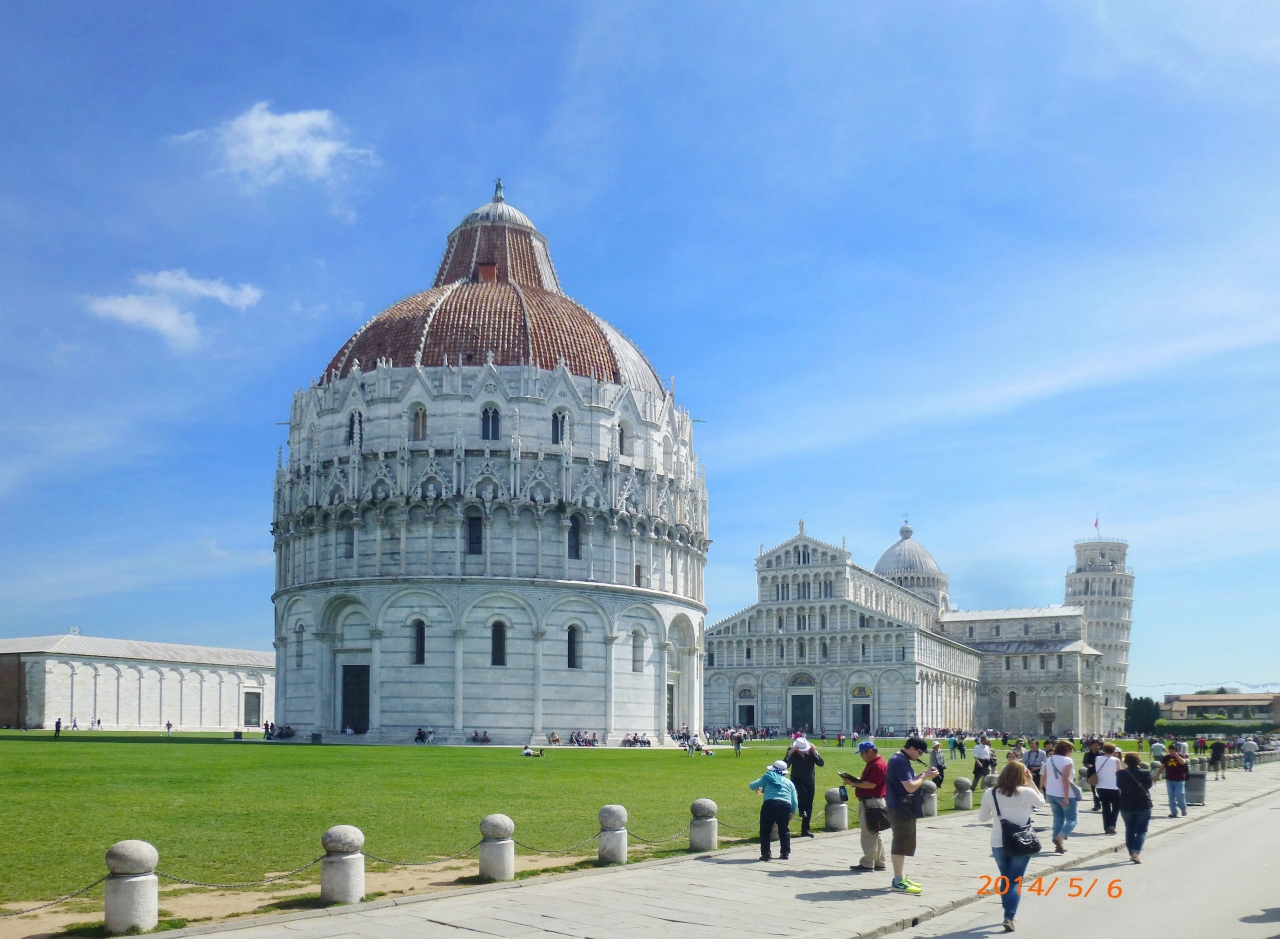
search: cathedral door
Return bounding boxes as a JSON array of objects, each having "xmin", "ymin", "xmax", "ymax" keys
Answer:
[
  {"xmin": 857, "ymin": 704, "xmax": 871, "ymax": 732},
  {"xmin": 737, "ymin": 704, "xmax": 755, "ymax": 726},
  {"xmin": 1042, "ymin": 717, "xmax": 1054, "ymax": 736},
  {"xmin": 342, "ymin": 665, "xmax": 370, "ymax": 735},
  {"xmin": 790, "ymin": 694, "xmax": 814, "ymax": 734}
]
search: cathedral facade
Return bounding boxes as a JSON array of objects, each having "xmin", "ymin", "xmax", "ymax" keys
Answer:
[
  {"xmin": 272, "ymin": 186, "xmax": 708, "ymax": 744},
  {"xmin": 704, "ymin": 525, "xmax": 1132, "ymax": 737}
]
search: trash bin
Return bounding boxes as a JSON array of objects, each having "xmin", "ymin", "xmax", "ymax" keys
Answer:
[
  {"xmin": 311, "ymin": 732, "xmax": 324, "ymax": 745},
  {"xmin": 1185, "ymin": 769, "xmax": 1207, "ymax": 806},
  {"xmin": 233, "ymin": 730, "xmax": 243, "ymax": 740}
]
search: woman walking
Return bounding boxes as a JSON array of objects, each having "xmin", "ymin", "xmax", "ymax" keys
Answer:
[
  {"xmin": 978, "ymin": 761, "xmax": 1045, "ymax": 932},
  {"xmin": 1116, "ymin": 752, "xmax": 1154, "ymax": 863},
  {"xmin": 1093, "ymin": 744, "xmax": 1122, "ymax": 835},
  {"xmin": 1045, "ymin": 740, "xmax": 1080, "ymax": 853},
  {"xmin": 929, "ymin": 740, "xmax": 947, "ymax": 786}
]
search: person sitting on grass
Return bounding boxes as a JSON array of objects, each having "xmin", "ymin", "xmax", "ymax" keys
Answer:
[{"xmin": 521, "ymin": 745, "xmax": 545, "ymax": 757}]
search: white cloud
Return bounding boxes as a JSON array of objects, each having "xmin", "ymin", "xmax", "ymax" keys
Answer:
[
  {"xmin": 199, "ymin": 101, "xmax": 376, "ymax": 190},
  {"xmin": 85, "ymin": 269, "xmax": 262, "ymax": 352},
  {"xmin": 134, "ymin": 269, "xmax": 262, "ymax": 310},
  {"xmin": 87, "ymin": 293, "xmax": 200, "ymax": 351}
]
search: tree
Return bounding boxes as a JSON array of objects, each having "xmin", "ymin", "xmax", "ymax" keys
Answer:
[{"xmin": 1124, "ymin": 693, "xmax": 1160, "ymax": 734}]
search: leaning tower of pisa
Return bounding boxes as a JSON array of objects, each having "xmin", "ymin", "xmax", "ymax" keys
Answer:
[{"xmin": 1063, "ymin": 538, "xmax": 1133, "ymax": 734}]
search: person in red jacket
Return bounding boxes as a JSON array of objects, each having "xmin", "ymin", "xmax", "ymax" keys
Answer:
[{"xmin": 841, "ymin": 741, "xmax": 888, "ymax": 872}]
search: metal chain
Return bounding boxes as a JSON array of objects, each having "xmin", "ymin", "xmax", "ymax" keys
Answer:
[
  {"xmin": 628, "ymin": 824, "xmax": 690, "ymax": 845},
  {"xmin": 0, "ymin": 876, "xmax": 108, "ymax": 918},
  {"xmin": 155, "ymin": 856, "xmax": 324, "ymax": 889},
  {"xmin": 364, "ymin": 840, "xmax": 484, "ymax": 867},
  {"xmin": 511, "ymin": 830, "xmax": 602, "ymax": 855}
]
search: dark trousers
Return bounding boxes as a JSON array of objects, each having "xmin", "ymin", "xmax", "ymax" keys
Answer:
[
  {"xmin": 759, "ymin": 799, "xmax": 792, "ymax": 858},
  {"xmin": 1029, "ymin": 768, "xmax": 1041, "ymax": 791},
  {"xmin": 1098, "ymin": 788, "xmax": 1120, "ymax": 831},
  {"xmin": 794, "ymin": 780, "xmax": 815, "ymax": 834}
]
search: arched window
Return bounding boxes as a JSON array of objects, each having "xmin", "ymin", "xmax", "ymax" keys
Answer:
[
  {"xmin": 820, "ymin": 613, "xmax": 827, "ymax": 630},
  {"xmin": 482, "ymin": 407, "xmax": 500, "ymax": 441},
  {"xmin": 491, "ymin": 622, "xmax": 507, "ymax": 666},
  {"xmin": 662, "ymin": 436, "xmax": 673, "ymax": 474},
  {"xmin": 412, "ymin": 620, "xmax": 426, "ymax": 665},
  {"xmin": 1111, "ymin": 580, "xmax": 1117, "ymax": 596},
  {"xmin": 411, "ymin": 406, "xmax": 428, "ymax": 441},
  {"xmin": 777, "ymin": 615, "xmax": 784, "ymax": 631},
  {"xmin": 1008, "ymin": 691, "xmax": 1018, "ymax": 709},
  {"xmin": 551, "ymin": 411, "xmax": 568, "ymax": 445},
  {"xmin": 340, "ymin": 526, "xmax": 355, "ymax": 560},
  {"xmin": 820, "ymin": 641, "xmax": 828, "ymax": 659},
  {"xmin": 568, "ymin": 515, "xmax": 582, "ymax": 560},
  {"xmin": 467, "ymin": 516, "xmax": 483, "ymax": 555},
  {"xmin": 294, "ymin": 626, "xmax": 304, "ymax": 668},
  {"xmin": 347, "ymin": 411, "xmax": 362, "ymax": 446},
  {"xmin": 567, "ymin": 625, "xmax": 582, "ymax": 669},
  {"xmin": 617, "ymin": 423, "xmax": 628, "ymax": 456},
  {"xmin": 632, "ymin": 633, "xmax": 644, "ymax": 672}
]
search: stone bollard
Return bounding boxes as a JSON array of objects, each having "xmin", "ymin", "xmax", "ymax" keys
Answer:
[
  {"xmin": 690, "ymin": 799, "xmax": 720, "ymax": 850},
  {"xmin": 598, "ymin": 805, "xmax": 627, "ymax": 864},
  {"xmin": 823, "ymin": 789, "xmax": 848, "ymax": 831},
  {"xmin": 104, "ymin": 840, "xmax": 159, "ymax": 935},
  {"xmin": 921, "ymin": 780, "xmax": 938, "ymax": 817},
  {"xmin": 953, "ymin": 777, "xmax": 973, "ymax": 810},
  {"xmin": 478, "ymin": 814, "xmax": 516, "ymax": 882},
  {"xmin": 320, "ymin": 825, "xmax": 365, "ymax": 905},
  {"xmin": 983, "ymin": 774, "xmax": 998, "ymax": 792}
]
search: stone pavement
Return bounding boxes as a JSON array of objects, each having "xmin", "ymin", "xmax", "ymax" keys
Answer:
[{"xmin": 172, "ymin": 763, "xmax": 1280, "ymax": 939}]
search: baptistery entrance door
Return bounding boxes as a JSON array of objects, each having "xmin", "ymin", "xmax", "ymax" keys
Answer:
[{"xmin": 342, "ymin": 665, "xmax": 370, "ymax": 735}]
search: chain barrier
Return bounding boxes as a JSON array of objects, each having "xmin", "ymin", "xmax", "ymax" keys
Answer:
[
  {"xmin": 364, "ymin": 840, "xmax": 484, "ymax": 867},
  {"xmin": 0, "ymin": 876, "xmax": 109, "ymax": 918},
  {"xmin": 511, "ymin": 830, "xmax": 602, "ymax": 855},
  {"xmin": 154, "ymin": 856, "xmax": 324, "ymax": 889},
  {"xmin": 628, "ymin": 824, "xmax": 691, "ymax": 846}
]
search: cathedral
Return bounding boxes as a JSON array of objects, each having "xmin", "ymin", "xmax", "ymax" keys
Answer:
[
  {"xmin": 703, "ymin": 523, "xmax": 1133, "ymax": 737},
  {"xmin": 272, "ymin": 185, "xmax": 708, "ymax": 744}
]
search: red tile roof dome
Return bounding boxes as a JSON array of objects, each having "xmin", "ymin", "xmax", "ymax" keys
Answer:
[{"xmin": 322, "ymin": 183, "xmax": 664, "ymax": 394}]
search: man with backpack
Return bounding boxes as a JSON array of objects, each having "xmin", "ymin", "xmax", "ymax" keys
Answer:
[{"xmin": 884, "ymin": 736, "xmax": 939, "ymax": 895}]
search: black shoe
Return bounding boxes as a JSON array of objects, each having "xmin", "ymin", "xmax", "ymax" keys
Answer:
[
  {"xmin": 851, "ymin": 864, "xmax": 875, "ymax": 872},
  {"xmin": 801, "ymin": 832, "xmax": 815, "ymax": 838},
  {"xmin": 779, "ymin": 854, "xmax": 789, "ymax": 860},
  {"xmin": 759, "ymin": 855, "xmax": 772, "ymax": 862},
  {"xmin": 1167, "ymin": 813, "xmax": 1178, "ymax": 818}
]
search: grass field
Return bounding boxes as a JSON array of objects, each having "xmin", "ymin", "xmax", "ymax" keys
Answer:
[{"xmin": 0, "ymin": 730, "xmax": 1138, "ymax": 905}]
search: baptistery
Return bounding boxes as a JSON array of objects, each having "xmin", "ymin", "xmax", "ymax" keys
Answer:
[{"xmin": 272, "ymin": 184, "xmax": 708, "ymax": 744}]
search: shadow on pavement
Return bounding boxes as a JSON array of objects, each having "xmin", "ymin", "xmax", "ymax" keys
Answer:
[{"xmin": 1240, "ymin": 907, "xmax": 1280, "ymax": 924}]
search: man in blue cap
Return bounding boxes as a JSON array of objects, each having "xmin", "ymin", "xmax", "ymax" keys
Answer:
[
  {"xmin": 838, "ymin": 740, "xmax": 888, "ymax": 872},
  {"xmin": 749, "ymin": 759, "xmax": 799, "ymax": 861}
]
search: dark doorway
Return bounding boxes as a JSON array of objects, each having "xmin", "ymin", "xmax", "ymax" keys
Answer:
[
  {"xmin": 243, "ymin": 692, "xmax": 262, "ymax": 728},
  {"xmin": 737, "ymin": 704, "xmax": 755, "ymax": 727},
  {"xmin": 1042, "ymin": 717, "xmax": 1054, "ymax": 736},
  {"xmin": 857, "ymin": 703, "xmax": 871, "ymax": 731},
  {"xmin": 666, "ymin": 683, "xmax": 675, "ymax": 732},
  {"xmin": 790, "ymin": 694, "xmax": 813, "ymax": 733},
  {"xmin": 342, "ymin": 665, "xmax": 370, "ymax": 734}
]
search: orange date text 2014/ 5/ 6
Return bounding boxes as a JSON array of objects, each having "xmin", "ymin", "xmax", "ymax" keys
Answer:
[{"xmin": 976, "ymin": 876, "xmax": 1123, "ymax": 898}]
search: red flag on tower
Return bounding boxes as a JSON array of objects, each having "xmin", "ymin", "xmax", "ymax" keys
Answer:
[{"xmin": 1094, "ymin": 515, "xmax": 1100, "ymax": 533}]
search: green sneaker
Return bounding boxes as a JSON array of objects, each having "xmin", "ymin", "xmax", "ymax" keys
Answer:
[{"xmin": 891, "ymin": 879, "xmax": 923, "ymax": 895}]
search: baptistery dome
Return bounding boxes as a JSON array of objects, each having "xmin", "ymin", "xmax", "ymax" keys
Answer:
[
  {"xmin": 272, "ymin": 183, "xmax": 708, "ymax": 747},
  {"xmin": 322, "ymin": 184, "xmax": 664, "ymax": 395},
  {"xmin": 874, "ymin": 523, "xmax": 949, "ymax": 610}
]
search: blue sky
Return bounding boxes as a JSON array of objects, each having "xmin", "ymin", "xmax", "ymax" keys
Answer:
[{"xmin": 1, "ymin": 4, "xmax": 1278, "ymax": 689}]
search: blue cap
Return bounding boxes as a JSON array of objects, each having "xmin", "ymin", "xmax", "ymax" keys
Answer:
[{"xmin": 858, "ymin": 740, "xmax": 877, "ymax": 753}]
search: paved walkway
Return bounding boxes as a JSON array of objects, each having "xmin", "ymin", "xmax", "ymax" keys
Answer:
[{"xmin": 175, "ymin": 763, "xmax": 1280, "ymax": 939}]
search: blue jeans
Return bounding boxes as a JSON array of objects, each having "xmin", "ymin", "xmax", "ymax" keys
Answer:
[
  {"xmin": 1244, "ymin": 752, "xmax": 1255, "ymax": 771},
  {"xmin": 1120, "ymin": 808, "xmax": 1151, "ymax": 854},
  {"xmin": 990, "ymin": 847, "xmax": 1031, "ymax": 920},
  {"xmin": 1166, "ymin": 780, "xmax": 1186, "ymax": 815},
  {"xmin": 1050, "ymin": 798, "xmax": 1078, "ymax": 840}
]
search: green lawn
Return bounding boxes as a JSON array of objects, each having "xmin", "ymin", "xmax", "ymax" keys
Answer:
[{"xmin": 0, "ymin": 731, "xmax": 1141, "ymax": 905}]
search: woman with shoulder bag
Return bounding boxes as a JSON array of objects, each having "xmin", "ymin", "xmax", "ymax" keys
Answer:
[
  {"xmin": 1116, "ymin": 751, "xmax": 1154, "ymax": 863},
  {"xmin": 978, "ymin": 761, "xmax": 1045, "ymax": 932},
  {"xmin": 1045, "ymin": 739, "xmax": 1081, "ymax": 853}
]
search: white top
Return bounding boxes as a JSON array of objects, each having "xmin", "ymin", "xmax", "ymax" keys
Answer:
[
  {"xmin": 1094, "ymin": 754, "xmax": 1119, "ymax": 789},
  {"xmin": 973, "ymin": 744, "xmax": 992, "ymax": 760},
  {"xmin": 1243, "ymin": 740, "xmax": 1258, "ymax": 753},
  {"xmin": 1045, "ymin": 755, "xmax": 1075, "ymax": 799},
  {"xmin": 978, "ymin": 786, "xmax": 1047, "ymax": 848}
]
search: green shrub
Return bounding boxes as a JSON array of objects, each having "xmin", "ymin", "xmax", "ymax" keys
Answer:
[{"xmin": 1153, "ymin": 719, "xmax": 1279, "ymax": 735}]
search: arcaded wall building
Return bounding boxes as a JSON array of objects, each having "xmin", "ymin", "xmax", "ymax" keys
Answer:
[
  {"xmin": 0, "ymin": 633, "xmax": 274, "ymax": 731},
  {"xmin": 272, "ymin": 185, "xmax": 709, "ymax": 745}
]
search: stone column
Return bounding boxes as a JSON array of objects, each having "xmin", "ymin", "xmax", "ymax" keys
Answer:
[
  {"xmin": 610, "ymin": 524, "xmax": 618, "ymax": 583},
  {"xmin": 452, "ymin": 627, "xmax": 466, "ymax": 738},
  {"xmin": 320, "ymin": 826, "xmax": 365, "ymax": 905},
  {"xmin": 657, "ymin": 641, "xmax": 671, "ymax": 742},
  {"xmin": 398, "ymin": 515, "xmax": 407, "ymax": 575},
  {"xmin": 509, "ymin": 512, "xmax": 520, "ymax": 576},
  {"xmin": 425, "ymin": 518, "xmax": 435, "ymax": 574},
  {"xmin": 824, "ymin": 789, "xmax": 848, "ymax": 831},
  {"xmin": 104, "ymin": 841, "xmax": 158, "ymax": 935},
  {"xmin": 478, "ymin": 814, "xmax": 516, "ymax": 882},
  {"xmin": 598, "ymin": 805, "xmax": 627, "ymax": 864},
  {"xmin": 531, "ymin": 628, "xmax": 545, "ymax": 742},
  {"xmin": 690, "ymin": 799, "xmax": 719, "ymax": 850},
  {"xmin": 603, "ymin": 633, "xmax": 618, "ymax": 745},
  {"xmin": 534, "ymin": 518, "xmax": 544, "ymax": 577},
  {"xmin": 483, "ymin": 517, "xmax": 493, "ymax": 575},
  {"xmin": 369, "ymin": 628, "xmax": 382, "ymax": 733},
  {"xmin": 585, "ymin": 514, "xmax": 595, "ymax": 581},
  {"xmin": 453, "ymin": 517, "xmax": 463, "ymax": 576}
]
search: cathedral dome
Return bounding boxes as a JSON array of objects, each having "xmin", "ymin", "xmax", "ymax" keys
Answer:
[
  {"xmin": 874, "ymin": 523, "xmax": 941, "ymax": 576},
  {"xmin": 321, "ymin": 183, "xmax": 664, "ymax": 395}
]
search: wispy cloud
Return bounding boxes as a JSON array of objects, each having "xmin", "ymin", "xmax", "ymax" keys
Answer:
[
  {"xmin": 182, "ymin": 101, "xmax": 377, "ymax": 193},
  {"xmin": 86, "ymin": 269, "xmax": 262, "ymax": 352}
]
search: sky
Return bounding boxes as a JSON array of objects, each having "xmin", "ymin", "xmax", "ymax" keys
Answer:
[{"xmin": 1, "ymin": 4, "xmax": 1277, "ymax": 690}]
